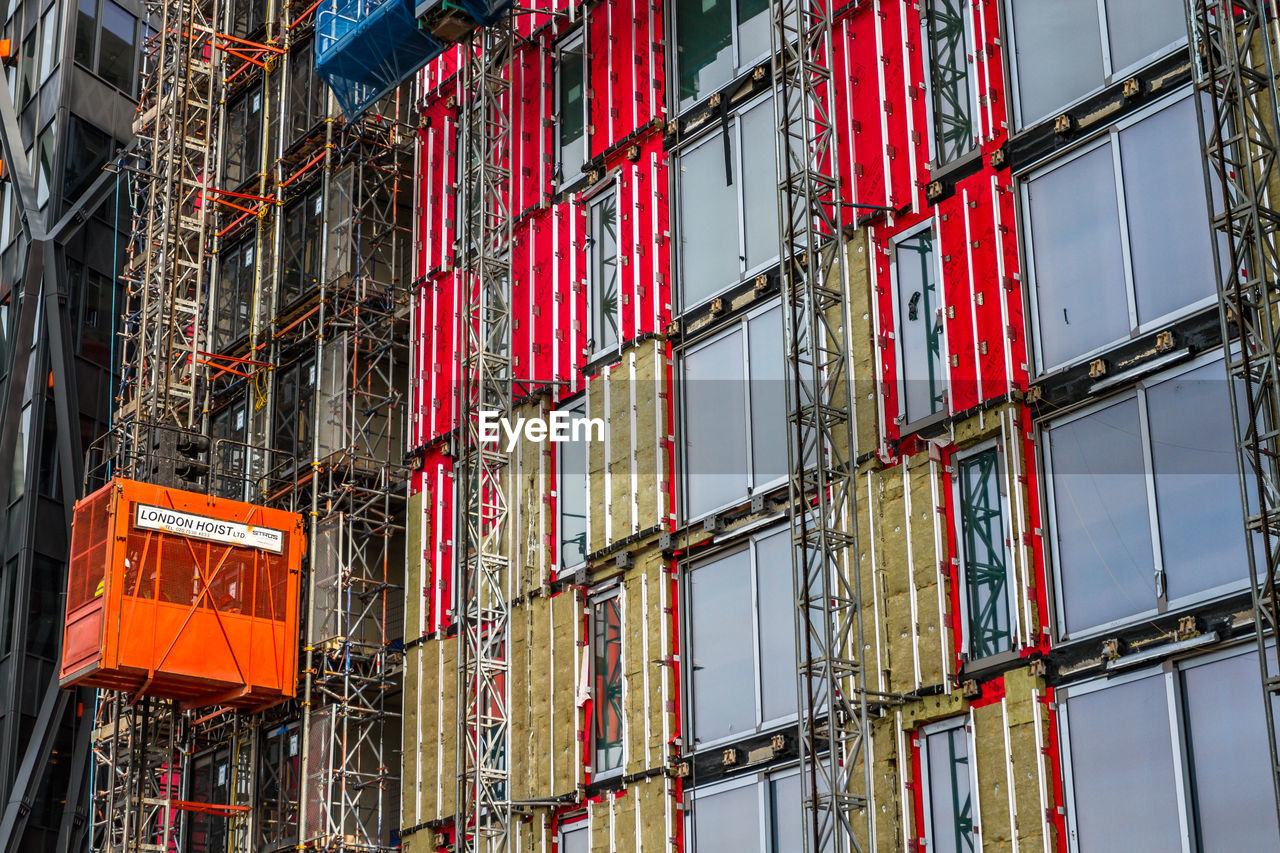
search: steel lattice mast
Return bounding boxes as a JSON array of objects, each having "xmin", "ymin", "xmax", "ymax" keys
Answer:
[
  {"xmin": 769, "ymin": 0, "xmax": 871, "ymax": 849},
  {"xmin": 454, "ymin": 12, "xmax": 515, "ymax": 853},
  {"xmin": 1187, "ymin": 0, "xmax": 1280, "ymax": 824}
]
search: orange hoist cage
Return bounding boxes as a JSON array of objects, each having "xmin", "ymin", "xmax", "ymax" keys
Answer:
[{"xmin": 60, "ymin": 478, "xmax": 305, "ymax": 710}]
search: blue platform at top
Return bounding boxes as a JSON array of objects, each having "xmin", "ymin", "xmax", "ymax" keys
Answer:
[{"xmin": 316, "ymin": 0, "xmax": 513, "ymax": 120}]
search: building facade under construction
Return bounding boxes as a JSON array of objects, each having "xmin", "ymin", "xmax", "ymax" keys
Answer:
[{"xmin": 4, "ymin": 0, "xmax": 1280, "ymax": 852}]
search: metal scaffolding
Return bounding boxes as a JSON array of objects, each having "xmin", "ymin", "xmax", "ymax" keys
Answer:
[
  {"xmin": 87, "ymin": 0, "xmax": 411, "ymax": 847},
  {"xmin": 1187, "ymin": 0, "xmax": 1280, "ymax": 824},
  {"xmin": 453, "ymin": 13, "xmax": 516, "ymax": 853},
  {"xmin": 769, "ymin": 0, "xmax": 871, "ymax": 850}
]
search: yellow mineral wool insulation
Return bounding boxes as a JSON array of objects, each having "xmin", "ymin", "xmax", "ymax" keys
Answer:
[
  {"xmin": 864, "ymin": 469, "xmax": 888, "ymax": 695},
  {"xmin": 901, "ymin": 462, "xmax": 923, "ymax": 690},
  {"xmin": 1002, "ymin": 695, "xmax": 1022, "ymax": 853},
  {"xmin": 628, "ymin": 352, "xmax": 640, "ymax": 536}
]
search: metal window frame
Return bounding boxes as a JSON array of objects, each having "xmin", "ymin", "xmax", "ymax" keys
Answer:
[
  {"xmin": 917, "ymin": 716, "xmax": 978, "ymax": 853},
  {"xmin": 589, "ymin": 586, "xmax": 625, "ymax": 780},
  {"xmin": 73, "ymin": 0, "xmax": 141, "ymax": 97},
  {"xmin": 669, "ymin": 0, "xmax": 772, "ymax": 116},
  {"xmin": 555, "ymin": 395, "xmax": 588, "ymax": 576},
  {"xmin": 919, "ymin": 0, "xmax": 980, "ymax": 169},
  {"xmin": 677, "ymin": 297, "xmax": 785, "ymax": 523},
  {"xmin": 587, "ymin": 182, "xmax": 621, "ymax": 358},
  {"xmin": 682, "ymin": 521, "xmax": 798, "ymax": 751},
  {"xmin": 951, "ymin": 438, "xmax": 1016, "ymax": 662},
  {"xmin": 673, "ymin": 91, "xmax": 778, "ymax": 315},
  {"xmin": 889, "ymin": 218, "xmax": 949, "ymax": 430},
  {"xmin": 1004, "ymin": 0, "xmax": 1189, "ymax": 130},
  {"xmin": 686, "ymin": 763, "xmax": 803, "ymax": 853},
  {"xmin": 1040, "ymin": 348, "xmax": 1247, "ymax": 642},
  {"xmin": 1054, "ymin": 642, "xmax": 1273, "ymax": 853},
  {"xmin": 554, "ymin": 28, "xmax": 587, "ymax": 189},
  {"xmin": 1020, "ymin": 87, "xmax": 1216, "ymax": 376}
]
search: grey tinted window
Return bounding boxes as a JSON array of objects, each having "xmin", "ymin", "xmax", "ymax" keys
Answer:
[
  {"xmin": 1105, "ymin": 0, "xmax": 1186, "ymax": 73},
  {"xmin": 1067, "ymin": 675, "xmax": 1181, "ymax": 852},
  {"xmin": 1009, "ymin": 0, "xmax": 1101, "ymax": 124},
  {"xmin": 679, "ymin": 134, "xmax": 739, "ymax": 308},
  {"xmin": 1147, "ymin": 362, "xmax": 1245, "ymax": 601},
  {"xmin": 694, "ymin": 783, "xmax": 761, "ymax": 851},
  {"xmin": 1183, "ymin": 653, "xmax": 1280, "ymax": 852},
  {"xmin": 895, "ymin": 227, "xmax": 946, "ymax": 423},
  {"xmin": 1049, "ymin": 398, "xmax": 1153, "ymax": 634},
  {"xmin": 560, "ymin": 825, "xmax": 589, "ymax": 853},
  {"xmin": 741, "ymin": 101, "xmax": 779, "ymax": 271},
  {"xmin": 748, "ymin": 306, "xmax": 787, "ymax": 486},
  {"xmin": 558, "ymin": 406, "xmax": 588, "ymax": 570},
  {"xmin": 769, "ymin": 774, "xmax": 802, "ymax": 852},
  {"xmin": 755, "ymin": 530, "xmax": 797, "ymax": 722},
  {"xmin": 926, "ymin": 725, "xmax": 975, "ymax": 853},
  {"xmin": 559, "ymin": 39, "xmax": 586, "ymax": 182},
  {"xmin": 677, "ymin": 0, "xmax": 733, "ymax": 110},
  {"xmin": 689, "ymin": 549, "xmax": 754, "ymax": 743},
  {"xmin": 1119, "ymin": 97, "xmax": 1215, "ymax": 326},
  {"xmin": 683, "ymin": 330, "xmax": 748, "ymax": 518},
  {"xmin": 1027, "ymin": 145, "xmax": 1128, "ymax": 368}
]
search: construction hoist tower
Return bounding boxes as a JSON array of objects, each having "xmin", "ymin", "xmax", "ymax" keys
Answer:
[
  {"xmin": 1187, "ymin": 0, "xmax": 1280, "ymax": 826},
  {"xmin": 94, "ymin": 0, "xmax": 228, "ymax": 848},
  {"xmin": 453, "ymin": 12, "xmax": 516, "ymax": 853},
  {"xmin": 769, "ymin": 0, "xmax": 871, "ymax": 848}
]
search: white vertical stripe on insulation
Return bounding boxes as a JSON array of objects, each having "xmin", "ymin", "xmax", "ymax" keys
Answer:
[
  {"xmin": 435, "ymin": 640, "xmax": 445, "ymax": 817},
  {"xmin": 641, "ymin": 574, "xmax": 652, "ymax": 768},
  {"xmin": 961, "ymin": 188, "xmax": 984, "ymax": 406},
  {"xmin": 434, "ymin": 465, "xmax": 445, "ymax": 631},
  {"xmin": 652, "ymin": 340, "xmax": 665, "ymax": 525},
  {"xmin": 630, "ymin": 167, "xmax": 641, "ymax": 338},
  {"xmin": 899, "ymin": 0, "xmax": 920, "ymax": 212},
  {"xmin": 929, "ymin": 455, "xmax": 950, "ymax": 687},
  {"xmin": 1031, "ymin": 689, "xmax": 1052, "ymax": 853},
  {"xmin": 991, "ymin": 175, "xmax": 1012, "ymax": 395},
  {"xmin": 896, "ymin": 711, "xmax": 912, "ymax": 851},
  {"xmin": 999, "ymin": 412, "xmax": 1026, "ymax": 649},
  {"xmin": 629, "ymin": 352, "xmax": 640, "ymax": 534},
  {"xmin": 874, "ymin": 0, "xmax": 892, "ymax": 209},
  {"xmin": 603, "ymin": 365, "xmax": 614, "ymax": 544},
  {"xmin": 902, "ymin": 462, "xmax": 922, "ymax": 690},
  {"xmin": 867, "ymin": 471, "xmax": 886, "ymax": 694},
  {"xmin": 1001, "ymin": 696, "xmax": 1021, "ymax": 853},
  {"xmin": 867, "ymin": 226, "xmax": 889, "ymax": 457}
]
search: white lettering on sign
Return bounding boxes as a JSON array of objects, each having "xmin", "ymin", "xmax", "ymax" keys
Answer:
[{"xmin": 133, "ymin": 504, "xmax": 285, "ymax": 554}]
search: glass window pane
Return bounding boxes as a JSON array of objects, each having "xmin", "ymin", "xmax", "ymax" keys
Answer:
[
  {"xmin": 36, "ymin": 130, "xmax": 53, "ymax": 208},
  {"xmin": 959, "ymin": 449, "xmax": 1012, "ymax": 658},
  {"xmin": 1105, "ymin": 0, "xmax": 1185, "ymax": 73},
  {"xmin": 741, "ymin": 101, "xmax": 779, "ymax": 272},
  {"xmin": 679, "ymin": 132, "xmax": 739, "ymax": 309},
  {"xmin": 75, "ymin": 0, "xmax": 96, "ymax": 68},
  {"xmin": 1066, "ymin": 675, "xmax": 1181, "ymax": 853},
  {"xmin": 558, "ymin": 406, "xmax": 588, "ymax": 570},
  {"xmin": 98, "ymin": 2, "xmax": 136, "ymax": 92},
  {"xmin": 926, "ymin": 725, "xmax": 974, "ymax": 853},
  {"xmin": 559, "ymin": 41, "xmax": 586, "ymax": 181},
  {"xmin": 927, "ymin": 0, "xmax": 974, "ymax": 164},
  {"xmin": 1120, "ymin": 97, "xmax": 1215, "ymax": 325},
  {"xmin": 592, "ymin": 597, "xmax": 623, "ymax": 773},
  {"xmin": 560, "ymin": 826, "xmax": 588, "ymax": 853},
  {"xmin": 1009, "ymin": 0, "xmax": 1102, "ymax": 125},
  {"xmin": 756, "ymin": 530, "xmax": 796, "ymax": 721},
  {"xmin": 1183, "ymin": 652, "xmax": 1280, "ymax": 852},
  {"xmin": 769, "ymin": 774, "xmax": 802, "ymax": 853},
  {"xmin": 39, "ymin": 7, "xmax": 57, "ymax": 82},
  {"xmin": 737, "ymin": 0, "xmax": 769, "ymax": 72},
  {"xmin": 677, "ymin": 0, "xmax": 733, "ymax": 110},
  {"xmin": 748, "ymin": 306, "xmax": 786, "ymax": 486},
  {"xmin": 1048, "ymin": 398, "xmax": 1154, "ymax": 634},
  {"xmin": 590, "ymin": 192, "xmax": 619, "ymax": 354},
  {"xmin": 1147, "ymin": 361, "xmax": 1246, "ymax": 600},
  {"xmin": 694, "ymin": 783, "xmax": 761, "ymax": 851},
  {"xmin": 895, "ymin": 228, "xmax": 946, "ymax": 422},
  {"xmin": 683, "ymin": 330, "xmax": 748, "ymax": 518},
  {"xmin": 689, "ymin": 550, "xmax": 754, "ymax": 743},
  {"xmin": 1027, "ymin": 145, "xmax": 1128, "ymax": 368}
]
